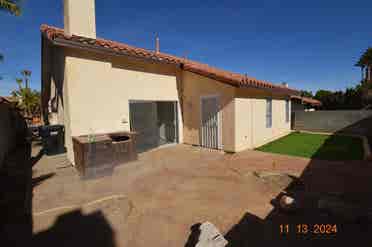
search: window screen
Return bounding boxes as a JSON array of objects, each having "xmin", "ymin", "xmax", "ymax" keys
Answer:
[{"xmin": 266, "ymin": 99, "xmax": 272, "ymax": 128}]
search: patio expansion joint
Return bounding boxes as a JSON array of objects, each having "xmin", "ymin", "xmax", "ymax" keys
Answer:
[{"xmin": 33, "ymin": 194, "xmax": 136, "ymax": 220}]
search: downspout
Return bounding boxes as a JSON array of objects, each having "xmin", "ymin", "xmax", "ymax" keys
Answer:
[
  {"xmin": 251, "ymin": 98, "xmax": 254, "ymax": 148},
  {"xmin": 41, "ymin": 35, "xmax": 44, "ymax": 124},
  {"xmin": 40, "ymin": 35, "xmax": 49, "ymax": 125},
  {"xmin": 177, "ymin": 64, "xmax": 185, "ymax": 115}
]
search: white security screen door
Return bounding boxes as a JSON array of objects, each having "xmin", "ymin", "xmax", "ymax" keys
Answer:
[{"xmin": 200, "ymin": 96, "xmax": 220, "ymax": 149}]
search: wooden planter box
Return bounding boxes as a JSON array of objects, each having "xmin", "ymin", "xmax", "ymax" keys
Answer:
[{"xmin": 72, "ymin": 131, "xmax": 137, "ymax": 178}]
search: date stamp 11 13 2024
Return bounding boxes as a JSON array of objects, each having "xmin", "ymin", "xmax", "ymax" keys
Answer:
[{"xmin": 280, "ymin": 224, "xmax": 338, "ymax": 235}]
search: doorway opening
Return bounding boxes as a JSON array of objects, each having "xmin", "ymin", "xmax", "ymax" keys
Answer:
[
  {"xmin": 200, "ymin": 95, "xmax": 220, "ymax": 150},
  {"xmin": 129, "ymin": 101, "xmax": 178, "ymax": 153}
]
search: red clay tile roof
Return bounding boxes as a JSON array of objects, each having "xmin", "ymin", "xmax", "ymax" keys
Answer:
[
  {"xmin": 0, "ymin": 96, "xmax": 13, "ymax": 103},
  {"xmin": 41, "ymin": 24, "xmax": 299, "ymax": 95},
  {"xmin": 0, "ymin": 96, "xmax": 8, "ymax": 104},
  {"xmin": 291, "ymin": 95, "xmax": 322, "ymax": 106},
  {"xmin": 0, "ymin": 96, "xmax": 20, "ymax": 106}
]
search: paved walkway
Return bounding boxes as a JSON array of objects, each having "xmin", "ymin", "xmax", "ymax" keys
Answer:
[{"xmin": 31, "ymin": 145, "xmax": 372, "ymax": 246}]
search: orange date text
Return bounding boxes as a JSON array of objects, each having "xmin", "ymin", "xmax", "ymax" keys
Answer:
[{"xmin": 280, "ymin": 224, "xmax": 337, "ymax": 234}]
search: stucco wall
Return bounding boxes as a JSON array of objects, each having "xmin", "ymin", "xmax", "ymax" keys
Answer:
[
  {"xmin": 0, "ymin": 103, "xmax": 16, "ymax": 168},
  {"xmin": 42, "ymin": 43, "xmax": 71, "ymax": 161},
  {"xmin": 234, "ymin": 97, "xmax": 291, "ymax": 151},
  {"xmin": 234, "ymin": 98, "xmax": 252, "ymax": 152},
  {"xmin": 63, "ymin": 49, "xmax": 183, "ymax": 164},
  {"xmin": 181, "ymin": 71, "xmax": 236, "ymax": 151},
  {"xmin": 44, "ymin": 44, "xmax": 294, "ymax": 162}
]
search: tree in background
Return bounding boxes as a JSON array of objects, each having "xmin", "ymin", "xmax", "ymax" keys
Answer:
[
  {"xmin": 355, "ymin": 48, "xmax": 372, "ymax": 104},
  {"xmin": 313, "ymin": 47, "xmax": 372, "ymax": 110},
  {"xmin": 314, "ymin": 85, "xmax": 364, "ymax": 110},
  {"xmin": 314, "ymin": 90, "xmax": 335, "ymax": 109},
  {"xmin": 11, "ymin": 70, "xmax": 40, "ymax": 118},
  {"xmin": 0, "ymin": 0, "xmax": 21, "ymax": 16},
  {"xmin": 344, "ymin": 85, "xmax": 364, "ymax": 109},
  {"xmin": 21, "ymin": 69, "xmax": 31, "ymax": 88},
  {"xmin": 314, "ymin": 90, "xmax": 332, "ymax": 100},
  {"xmin": 355, "ymin": 47, "xmax": 372, "ymax": 82},
  {"xmin": 300, "ymin": 90, "xmax": 313, "ymax": 98}
]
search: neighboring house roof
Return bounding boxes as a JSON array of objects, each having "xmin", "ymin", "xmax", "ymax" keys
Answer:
[
  {"xmin": 0, "ymin": 96, "xmax": 9, "ymax": 104},
  {"xmin": 5, "ymin": 96, "xmax": 18, "ymax": 102},
  {"xmin": 0, "ymin": 96, "xmax": 18, "ymax": 104},
  {"xmin": 291, "ymin": 95, "xmax": 322, "ymax": 106},
  {"xmin": 41, "ymin": 25, "xmax": 300, "ymax": 96}
]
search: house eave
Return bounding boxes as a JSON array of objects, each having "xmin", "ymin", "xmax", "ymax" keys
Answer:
[{"xmin": 52, "ymin": 38, "xmax": 182, "ymax": 67}]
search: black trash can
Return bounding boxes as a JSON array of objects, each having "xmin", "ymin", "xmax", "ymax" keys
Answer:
[{"xmin": 39, "ymin": 125, "xmax": 65, "ymax": 155}]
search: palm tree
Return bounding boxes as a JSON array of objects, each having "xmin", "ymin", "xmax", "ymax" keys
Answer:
[
  {"xmin": 356, "ymin": 48, "xmax": 372, "ymax": 104},
  {"xmin": 356, "ymin": 47, "xmax": 372, "ymax": 80},
  {"xmin": 12, "ymin": 72, "xmax": 41, "ymax": 118},
  {"xmin": 0, "ymin": 0, "xmax": 21, "ymax": 16},
  {"xmin": 21, "ymin": 69, "xmax": 31, "ymax": 88},
  {"xmin": 355, "ymin": 60, "xmax": 365, "ymax": 81},
  {"xmin": 12, "ymin": 88, "xmax": 40, "ymax": 118},
  {"xmin": 356, "ymin": 48, "xmax": 372, "ymax": 81},
  {"xmin": 16, "ymin": 77, "xmax": 22, "ymax": 87}
]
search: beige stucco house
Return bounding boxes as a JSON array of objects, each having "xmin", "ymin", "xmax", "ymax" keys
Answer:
[{"xmin": 41, "ymin": 0, "xmax": 300, "ymax": 165}]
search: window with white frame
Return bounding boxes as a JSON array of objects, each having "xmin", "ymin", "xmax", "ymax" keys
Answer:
[
  {"xmin": 285, "ymin": 99, "xmax": 290, "ymax": 123},
  {"xmin": 266, "ymin": 98, "xmax": 272, "ymax": 128}
]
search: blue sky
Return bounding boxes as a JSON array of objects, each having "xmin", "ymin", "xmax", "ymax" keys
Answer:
[{"xmin": 0, "ymin": 0, "xmax": 371, "ymax": 96}]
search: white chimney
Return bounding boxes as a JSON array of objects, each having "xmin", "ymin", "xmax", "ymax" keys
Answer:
[
  {"xmin": 64, "ymin": 0, "xmax": 96, "ymax": 39},
  {"xmin": 281, "ymin": 82, "xmax": 289, "ymax": 88}
]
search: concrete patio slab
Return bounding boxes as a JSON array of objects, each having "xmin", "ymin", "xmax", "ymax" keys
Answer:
[
  {"xmin": 31, "ymin": 144, "xmax": 372, "ymax": 246},
  {"xmin": 32, "ymin": 145, "xmax": 276, "ymax": 246}
]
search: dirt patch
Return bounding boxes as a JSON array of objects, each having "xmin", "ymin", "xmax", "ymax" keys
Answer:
[{"xmin": 253, "ymin": 171, "xmax": 301, "ymax": 193}]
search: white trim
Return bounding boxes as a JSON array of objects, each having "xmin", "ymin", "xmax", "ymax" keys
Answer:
[
  {"xmin": 285, "ymin": 99, "xmax": 290, "ymax": 123},
  {"xmin": 200, "ymin": 94, "xmax": 222, "ymax": 150}
]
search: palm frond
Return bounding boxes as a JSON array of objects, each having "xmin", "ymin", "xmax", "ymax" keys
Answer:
[
  {"xmin": 16, "ymin": 77, "xmax": 23, "ymax": 89},
  {"xmin": 0, "ymin": 0, "xmax": 21, "ymax": 16},
  {"xmin": 356, "ymin": 47, "xmax": 372, "ymax": 67},
  {"xmin": 12, "ymin": 71, "xmax": 41, "ymax": 117},
  {"xmin": 21, "ymin": 69, "xmax": 31, "ymax": 77}
]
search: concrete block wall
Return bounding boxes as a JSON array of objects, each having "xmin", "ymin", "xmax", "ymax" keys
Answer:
[
  {"xmin": 0, "ymin": 103, "xmax": 27, "ymax": 168},
  {"xmin": 293, "ymin": 110, "xmax": 372, "ymax": 134}
]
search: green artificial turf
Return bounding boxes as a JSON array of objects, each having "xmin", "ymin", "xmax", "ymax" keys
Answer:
[{"xmin": 256, "ymin": 132, "xmax": 364, "ymax": 161}]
